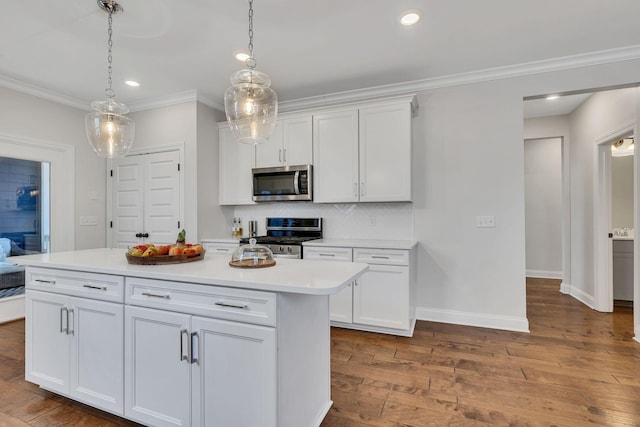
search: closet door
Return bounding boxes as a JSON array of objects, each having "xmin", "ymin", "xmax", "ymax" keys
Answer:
[
  {"xmin": 111, "ymin": 150, "xmax": 181, "ymax": 248},
  {"xmin": 112, "ymin": 156, "xmax": 144, "ymax": 249}
]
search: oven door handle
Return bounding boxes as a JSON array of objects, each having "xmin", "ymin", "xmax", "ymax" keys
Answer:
[
  {"xmin": 293, "ymin": 170, "xmax": 300, "ymax": 195},
  {"xmin": 272, "ymin": 254, "xmax": 301, "ymax": 259}
]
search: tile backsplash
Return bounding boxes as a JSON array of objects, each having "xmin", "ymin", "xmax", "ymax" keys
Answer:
[{"xmin": 233, "ymin": 202, "xmax": 414, "ymax": 240}]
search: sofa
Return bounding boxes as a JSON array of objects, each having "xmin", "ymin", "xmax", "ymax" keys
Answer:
[{"xmin": 0, "ymin": 238, "xmax": 26, "ymax": 291}]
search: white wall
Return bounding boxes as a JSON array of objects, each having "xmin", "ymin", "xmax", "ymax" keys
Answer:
[
  {"xmin": 196, "ymin": 103, "xmax": 230, "ymax": 240},
  {"xmin": 568, "ymin": 88, "xmax": 637, "ymax": 306},
  {"xmin": 0, "ymin": 86, "xmax": 102, "ymax": 250},
  {"xmin": 612, "ymin": 155, "xmax": 634, "ymax": 229},
  {"xmin": 524, "ymin": 138, "xmax": 563, "ymax": 278}
]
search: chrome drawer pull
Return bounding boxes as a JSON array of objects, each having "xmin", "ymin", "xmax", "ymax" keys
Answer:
[
  {"xmin": 141, "ymin": 291, "xmax": 171, "ymax": 299},
  {"xmin": 371, "ymin": 255, "xmax": 390, "ymax": 259},
  {"xmin": 35, "ymin": 279, "xmax": 55, "ymax": 284},
  {"xmin": 60, "ymin": 307, "xmax": 68, "ymax": 333},
  {"xmin": 191, "ymin": 332, "xmax": 199, "ymax": 364},
  {"xmin": 214, "ymin": 301, "xmax": 248, "ymax": 310},
  {"xmin": 319, "ymin": 253, "xmax": 335, "ymax": 257},
  {"xmin": 215, "ymin": 248, "xmax": 228, "ymax": 252},
  {"xmin": 180, "ymin": 329, "xmax": 189, "ymax": 361},
  {"xmin": 83, "ymin": 284, "xmax": 107, "ymax": 291}
]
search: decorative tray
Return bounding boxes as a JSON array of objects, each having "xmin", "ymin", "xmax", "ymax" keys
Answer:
[
  {"xmin": 126, "ymin": 251, "xmax": 205, "ymax": 265},
  {"xmin": 229, "ymin": 259, "xmax": 276, "ymax": 269}
]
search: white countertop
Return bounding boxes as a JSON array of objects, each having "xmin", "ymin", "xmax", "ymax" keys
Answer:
[
  {"xmin": 303, "ymin": 238, "xmax": 417, "ymax": 250},
  {"xmin": 11, "ymin": 248, "xmax": 368, "ymax": 296}
]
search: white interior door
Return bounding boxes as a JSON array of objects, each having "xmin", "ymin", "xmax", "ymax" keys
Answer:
[
  {"xmin": 111, "ymin": 150, "xmax": 180, "ymax": 248},
  {"xmin": 144, "ymin": 151, "xmax": 181, "ymax": 245},
  {"xmin": 112, "ymin": 156, "xmax": 144, "ymax": 249}
]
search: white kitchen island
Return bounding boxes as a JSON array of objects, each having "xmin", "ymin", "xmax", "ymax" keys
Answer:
[{"xmin": 16, "ymin": 248, "xmax": 368, "ymax": 427}]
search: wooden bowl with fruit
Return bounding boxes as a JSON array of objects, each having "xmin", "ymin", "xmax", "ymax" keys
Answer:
[{"xmin": 125, "ymin": 230, "xmax": 205, "ymax": 265}]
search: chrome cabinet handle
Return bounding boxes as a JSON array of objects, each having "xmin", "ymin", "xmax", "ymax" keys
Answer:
[
  {"xmin": 371, "ymin": 255, "xmax": 390, "ymax": 259},
  {"xmin": 67, "ymin": 309, "xmax": 74, "ymax": 336},
  {"xmin": 214, "ymin": 301, "xmax": 248, "ymax": 310},
  {"xmin": 180, "ymin": 329, "xmax": 189, "ymax": 361},
  {"xmin": 319, "ymin": 253, "xmax": 335, "ymax": 257},
  {"xmin": 354, "ymin": 182, "xmax": 358, "ymax": 197},
  {"xmin": 278, "ymin": 149, "xmax": 282, "ymax": 163},
  {"xmin": 83, "ymin": 284, "xmax": 107, "ymax": 291},
  {"xmin": 215, "ymin": 248, "xmax": 228, "ymax": 252},
  {"xmin": 283, "ymin": 149, "xmax": 287, "ymax": 163},
  {"xmin": 361, "ymin": 181, "xmax": 365, "ymax": 197},
  {"xmin": 60, "ymin": 307, "xmax": 68, "ymax": 334},
  {"xmin": 36, "ymin": 279, "xmax": 55, "ymax": 284},
  {"xmin": 141, "ymin": 291, "xmax": 170, "ymax": 299},
  {"xmin": 190, "ymin": 332, "xmax": 199, "ymax": 364}
]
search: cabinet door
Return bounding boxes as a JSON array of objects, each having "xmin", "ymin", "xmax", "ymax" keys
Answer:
[
  {"xmin": 353, "ymin": 265, "xmax": 410, "ymax": 330},
  {"xmin": 359, "ymin": 103, "xmax": 412, "ymax": 202},
  {"xmin": 70, "ymin": 298, "xmax": 124, "ymax": 415},
  {"xmin": 124, "ymin": 306, "xmax": 192, "ymax": 427},
  {"xmin": 283, "ymin": 116, "xmax": 313, "ymax": 166},
  {"xmin": 219, "ymin": 125, "xmax": 256, "ymax": 205},
  {"xmin": 304, "ymin": 246, "xmax": 353, "ymax": 323},
  {"xmin": 313, "ymin": 110, "xmax": 359, "ymax": 203},
  {"xmin": 25, "ymin": 290, "xmax": 70, "ymax": 394},
  {"xmin": 330, "ymin": 283, "xmax": 353, "ymax": 323},
  {"xmin": 255, "ymin": 121, "xmax": 283, "ymax": 168},
  {"xmin": 191, "ymin": 316, "xmax": 276, "ymax": 427}
]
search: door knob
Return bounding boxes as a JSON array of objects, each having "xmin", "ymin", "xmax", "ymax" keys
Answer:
[
  {"xmin": 142, "ymin": 233, "xmax": 149, "ymax": 238},
  {"xmin": 135, "ymin": 233, "xmax": 142, "ymax": 238}
]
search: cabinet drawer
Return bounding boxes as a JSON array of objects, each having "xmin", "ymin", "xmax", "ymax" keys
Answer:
[
  {"xmin": 125, "ymin": 277, "xmax": 277, "ymax": 326},
  {"xmin": 304, "ymin": 247, "xmax": 353, "ymax": 262},
  {"xmin": 26, "ymin": 267, "xmax": 124, "ymax": 303},
  {"xmin": 353, "ymin": 248, "xmax": 409, "ymax": 266},
  {"xmin": 202, "ymin": 242, "xmax": 239, "ymax": 255}
]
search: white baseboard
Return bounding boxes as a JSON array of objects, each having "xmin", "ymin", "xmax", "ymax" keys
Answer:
[
  {"xmin": 568, "ymin": 285, "xmax": 595, "ymax": 309},
  {"xmin": 559, "ymin": 281, "xmax": 571, "ymax": 294},
  {"xmin": 0, "ymin": 294, "xmax": 25, "ymax": 323},
  {"xmin": 415, "ymin": 307, "xmax": 530, "ymax": 333},
  {"xmin": 526, "ymin": 269, "xmax": 563, "ymax": 279}
]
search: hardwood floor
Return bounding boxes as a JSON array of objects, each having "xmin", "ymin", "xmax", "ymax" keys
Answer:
[{"xmin": 1, "ymin": 278, "xmax": 639, "ymax": 426}]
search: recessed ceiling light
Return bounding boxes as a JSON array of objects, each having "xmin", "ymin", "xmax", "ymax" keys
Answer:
[
  {"xmin": 400, "ymin": 11, "xmax": 421, "ymax": 26},
  {"xmin": 125, "ymin": 80, "xmax": 140, "ymax": 87},
  {"xmin": 234, "ymin": 52, "xmax": 250, "ymax": 62},
  {"xmin": 546, "ymin": 94, "xmax": 560, "ymax": 100}
]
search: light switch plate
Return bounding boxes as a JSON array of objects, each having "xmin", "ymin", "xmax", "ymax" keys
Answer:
[
  {"xmin": 80, "ymin": 216, "xmax": 98, "ymax": 226},
  {"xmin": 476, "ymin": 215, "xmax": 496, "ymax": 228}
]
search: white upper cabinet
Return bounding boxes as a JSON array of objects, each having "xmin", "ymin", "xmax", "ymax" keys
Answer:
[
  {"xmin": 313, "ymin": 96, "xmax": 415, "ymax": 203},
  {"xmin": 313, "ymin": 109, "xmax": 360, "ymax": 203},
  {"xmin": 219, "ymin": 124, "xmax": 256, "ymax": 205},
  {"xmin": 358, "ymin": 102, "xmax": 412, "ymax": 202},
  {"xmin": 256, "ymin": 115, "xmax": 313, "ymax": 168}
]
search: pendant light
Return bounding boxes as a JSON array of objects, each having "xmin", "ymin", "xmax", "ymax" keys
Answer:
[
  {"xmin": 224, "ymin": 0, "xmax": 277, "ymax": 145},
  {"xmin": 85, "ymin": 0, "xmax": 135, "ymax": 158}
]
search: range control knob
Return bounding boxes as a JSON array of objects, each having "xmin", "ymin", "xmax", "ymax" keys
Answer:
[
  {"xmin": 287, "ymin": 246, "xmax": 293, "ymax": 253},
  {"xmin": 279, "ymin": 246, "xmax": 284, "ymax": 253}
]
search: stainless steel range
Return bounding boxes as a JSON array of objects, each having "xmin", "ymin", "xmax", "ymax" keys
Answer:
[{"xmin": 240, "ymin": 217, "xmax": 322, "ymax": 259}]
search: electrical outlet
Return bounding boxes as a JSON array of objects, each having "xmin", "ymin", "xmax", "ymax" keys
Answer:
[
  {"xmin": 476, "ymin": 215, "xmax": 496, "ymax": 228},
  {"xmin": 80, "ymin": 216, "xmax": 98, "ymax": 226}
]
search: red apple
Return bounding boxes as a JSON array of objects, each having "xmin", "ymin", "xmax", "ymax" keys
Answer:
[
  {"xmin": 168, "ymin": 246, "xmax": 184, "ymax": 256},
  {"xmin": 183, "ymin": 248, "xmax": 197, "ymax": 257}
]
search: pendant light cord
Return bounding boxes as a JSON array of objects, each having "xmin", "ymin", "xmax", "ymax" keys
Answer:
[
  {"xmin": 246, "ymin": 0, "xmax": 256, "ymax": 69},
  {"xmin": 105, "ymin": 9, "xmax": 115, "ymax": 99}
]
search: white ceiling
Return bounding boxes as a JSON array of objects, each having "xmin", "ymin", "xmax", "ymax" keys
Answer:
[{"xmin": 3, "ymin": 1, "xmax": 640, "ymax": 111}]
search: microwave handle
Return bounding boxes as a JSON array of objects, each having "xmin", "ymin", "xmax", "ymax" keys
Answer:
[{"xmin": 294, "ymin": 170, "xmax": 300, "ymax": 195}]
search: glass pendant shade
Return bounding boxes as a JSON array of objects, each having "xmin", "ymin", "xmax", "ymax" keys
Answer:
[
  {"xmin": 85, "ymin": 99, "xmax": 135, "ymax": 158},
  {"xmin": 224, "ymin": 68, "xmax": 278, "ymax": 145}
]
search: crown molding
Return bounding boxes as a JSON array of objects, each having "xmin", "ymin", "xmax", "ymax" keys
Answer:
[
  {"xmin": 2, "ymin": 44, "xmax": 640, "ymax": 114},
  {"xmin": 0, "ymin": 75, "xmax": 89, "ymax": 111},
  {"xmin": 279, "ymin": 44, "xmax": 640, "ymax": 112},
  {"xmin": 126, "ymin": 89, "xmax": 224, "ymax": 112}
]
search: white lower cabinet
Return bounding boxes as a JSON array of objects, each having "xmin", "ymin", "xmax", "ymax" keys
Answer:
[
  {"xmin": 305, "ymin": 245, "xmax": 415, "ymax": 336},
  {"xmin": 200, "ymin": 239, "xmax": 239, "ymax": 255},
  {"xmin": 124, "ymin": 279, "xmax": 277, "ymax": 427},
  {"xmin": 26, "ymin": 290, "xmax": 124, "ymax": 415},
  {"xmin": 353, "ymin": 264, "xmax": 410, "ymax": 330}
]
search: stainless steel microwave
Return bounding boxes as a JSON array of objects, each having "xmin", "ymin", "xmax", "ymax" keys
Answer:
[{"xmin": 252, "ymin": 164, "xmax": 312, "ymax": 202}]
